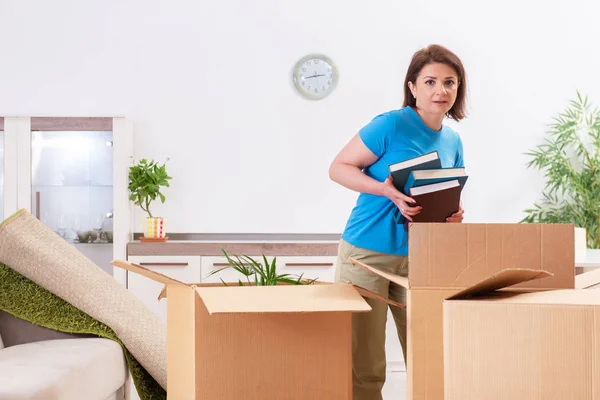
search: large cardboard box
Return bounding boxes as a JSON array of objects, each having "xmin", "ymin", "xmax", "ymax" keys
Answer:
[
  {"xmin": 443, "ymin": 268, "xmax": 599, "ymax": 400},
  {"xmin": 349, "ymin": 222, "xmax": 575, "ymax": 400},
  {"xmin": 112, "ymin": 260, "xmax": 375, "ymax": 400}
]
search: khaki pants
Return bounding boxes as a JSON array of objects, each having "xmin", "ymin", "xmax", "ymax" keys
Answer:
[{"xmin": 334, "ymin": 239, "xmax": 408, "ymax": 400}]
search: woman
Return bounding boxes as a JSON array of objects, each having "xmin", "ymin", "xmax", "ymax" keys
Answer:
[{"xmin": 329, "ymin": 44, "xmax": 467, "ymax": 400}]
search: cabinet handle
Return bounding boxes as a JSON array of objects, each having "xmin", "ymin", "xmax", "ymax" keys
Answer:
[
  {"xmin": 139, "ymin": 262, "xmax": 189, "ymax": 267},
  {"xmin": 212, "ymin": 262, "xmax": 334, "ymax": 267},
  {"xmin": 212, "ymin": 263, "xmax": 252, "ymax": 267},
  {"xmin": 285, "ymin": 262, "xmax": 334, "ymax": 267}
]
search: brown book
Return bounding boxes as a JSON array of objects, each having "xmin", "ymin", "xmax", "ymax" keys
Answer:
[{"xmin": 409, "ymin": 179, "xmax": 462, "ymax": 223}]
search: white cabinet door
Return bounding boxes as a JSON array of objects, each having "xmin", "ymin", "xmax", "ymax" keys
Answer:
[
  {"xmin": 127, "ymin": 255, "xmax": 201, "ymax": 323},
  {"xmin": 275, "ymin": 256, "xmax": 336, "ymax": 283},
  {"xmin": 202, "ymin": 255, "xmax": 337, "ymax": 284},
  {"xmin": 200, "ymin": 255, "xmax": 262, "ymax": 284}
]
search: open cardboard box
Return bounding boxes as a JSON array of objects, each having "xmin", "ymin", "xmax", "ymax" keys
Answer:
[
  {"xmin": 111, "ymin": 259, "xmax": 400, "ymax": 400},
  {"xmin": 348, "ymin": 222, "xmax": 575, "ymax": 400},
  {"xmin": 443, "ymin": 268, "xmax": 600, "ymax": 400},
  {"xmin": 113, "ymin": 223, "xmax": 574, "ymax": 400}
]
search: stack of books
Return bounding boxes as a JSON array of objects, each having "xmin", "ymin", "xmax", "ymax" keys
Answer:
[{"xmin": 388, "ymin": 151, "xmax": 468, "ymax": 223}]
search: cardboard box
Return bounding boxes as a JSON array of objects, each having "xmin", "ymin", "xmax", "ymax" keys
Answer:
[
  {"xmin": 112, "ymin": 260, "xmax": 376, "ymax": 400},
  {"xmin": 443, "ymin": 268, "xmax": 599, "ymax": 400},
  {"xmin": 349, "ymin": 222, "xmax": 575, "ymax": 400},
  {"xmin": 576, "ymin": 267, "xmax": 600, "ymax": 289}
]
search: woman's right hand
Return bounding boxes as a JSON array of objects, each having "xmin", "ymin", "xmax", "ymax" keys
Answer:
[{"xmin": 381, "ymin": 175, "xmax": 422, "ymax": 221}]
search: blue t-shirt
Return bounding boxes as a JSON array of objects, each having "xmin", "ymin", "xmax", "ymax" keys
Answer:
[{"xmin": 340, "ymin": 106, "xmax": 465, "ymax": 256}]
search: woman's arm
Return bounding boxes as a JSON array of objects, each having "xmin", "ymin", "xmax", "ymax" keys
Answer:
[
  {"xmin": 329, "ymin": 133, "xmax": 422, "ymax": 220},
  {"xmin": 328, "ymin": 133, "xmax": 383, "ymax": 195}
]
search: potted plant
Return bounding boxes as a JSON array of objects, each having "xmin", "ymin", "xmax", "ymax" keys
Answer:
[
  {"xmin": 521, "ymin": 92, "xmax": 600, "ymax": 248},
  {"xmin": 128, "ymin": 158, "xmax": 173, "ymax": 241},
  {"xmin": 206, "ymin": 249, "xmax": 317, "ymax": 286}
]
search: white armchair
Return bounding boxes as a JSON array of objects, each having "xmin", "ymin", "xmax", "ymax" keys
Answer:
[{"xmin": 0, "ymin": 311, "xmax": 128, "ymax": 400}]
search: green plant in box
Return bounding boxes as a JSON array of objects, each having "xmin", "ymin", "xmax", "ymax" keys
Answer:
[
  {"xmin": 521, "ymin": 92, "xmax": 600, "ymax": 248},
  {"xmin": 128, "ymin": 158, "xmax": 172, "ymax": 218},
  {"xmin": 207, "ymin": 249, "xmax": 318, "ymax": 286}
]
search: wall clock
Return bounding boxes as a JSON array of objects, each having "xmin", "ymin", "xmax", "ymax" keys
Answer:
[{"xmin": 292, "ymin": 54, "xmax": 338, "ymax": 100}]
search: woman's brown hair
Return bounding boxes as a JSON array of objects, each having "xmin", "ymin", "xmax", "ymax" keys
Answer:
[{"xmin": 402, "ymin": 44, "xmax": 467, "ymax": 121}]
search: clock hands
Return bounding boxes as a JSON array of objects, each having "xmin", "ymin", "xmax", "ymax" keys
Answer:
[{"xmin": 305, "ymin": 73, "xmax": 326, "ymax": 79}]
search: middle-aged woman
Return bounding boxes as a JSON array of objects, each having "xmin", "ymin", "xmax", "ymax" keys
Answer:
[{"xmin": 328, "ymin": 44, "xmax": 467, "ymax": 400}]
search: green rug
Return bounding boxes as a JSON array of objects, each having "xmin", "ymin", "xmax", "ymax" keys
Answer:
[{"xmin": 0, "ymin": 263, "xmax": 166, "ymax": 400}]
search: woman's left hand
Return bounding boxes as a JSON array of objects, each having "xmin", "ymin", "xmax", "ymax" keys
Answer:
[{"xmin": 446, "ymin": 201, "xmax": 464, "ymax": 223}]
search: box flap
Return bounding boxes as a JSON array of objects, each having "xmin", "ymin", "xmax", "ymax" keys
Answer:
[
  {"xmin": 348, "ymin": 257, "xmax": 409, "ymax": 289},
  {"xmin": 476, "ymin": 288, "xmax": 600, "ymax": 305},
  {"xmin": 353, "ymin": 285, "xmax": 406, "ymax": 309},
  {"xmin": 195, "ymin": 283, "xmax": 372, "ymax": 314},
  {"xmin": 575, "ymin": 268, "xmax": 600, "ymax": 289},
  {"xmin": 158, "ymin": 286, "xmax": 167, "ymax": 300},
  {"xmin": 447, "ymin": 268, "xmax": 554, "ymax": 300},
  {"xmin": 111, "ymin": 259, "xmax": 187, "ymax": 286}
]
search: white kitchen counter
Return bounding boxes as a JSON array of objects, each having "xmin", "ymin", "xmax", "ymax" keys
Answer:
[{"xmin": 575, "ymin": 249, "xmax": 600, "ymax": 267}]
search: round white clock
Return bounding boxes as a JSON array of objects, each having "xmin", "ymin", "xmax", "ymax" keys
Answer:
[{"xmin": 292, "ymin": 54, "xmax": 338, "ymax": 100}]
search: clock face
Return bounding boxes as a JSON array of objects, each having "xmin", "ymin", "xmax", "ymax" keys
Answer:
[{"xmin": 293, "ymin": 54, "xmax": 338, "ymax": 100}]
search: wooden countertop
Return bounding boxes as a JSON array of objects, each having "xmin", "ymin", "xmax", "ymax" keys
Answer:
[
  {"xmin": 127, "ymin": 240, "xmax": 340, "ymax": 256},
  {"xmin": 127, "ymin": 238, "xmax": 600, "ymax": 267}
]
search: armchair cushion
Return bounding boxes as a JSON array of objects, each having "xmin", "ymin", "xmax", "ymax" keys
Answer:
[{"xmin": 0, "ymin": 338, "xmax": 127, "ymax": 400}]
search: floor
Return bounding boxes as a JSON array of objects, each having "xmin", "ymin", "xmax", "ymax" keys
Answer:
[{"xmin": 382, "ymin": 371, "xmax": 407, "ymax": 399}]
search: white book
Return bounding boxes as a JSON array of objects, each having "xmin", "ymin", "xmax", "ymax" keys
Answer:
[
  {"xmin": 388, "ymin": 151, "xmax": 439, "ymax": 173},
  {"xmin": 409, "ymin": 179, "xmax": 460, "ymax": 196}
]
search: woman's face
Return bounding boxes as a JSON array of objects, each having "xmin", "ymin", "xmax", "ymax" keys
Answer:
[{"xmin": 408, "ymin": 62, "xmax": 460, "ymax": 117}]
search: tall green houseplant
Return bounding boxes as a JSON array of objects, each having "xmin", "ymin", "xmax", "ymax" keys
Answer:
[
  {"xmin": 128, "ymin": 158, "xmax": 172, "ymax": 218},
  {"xmin": 521, "ymin": 93, "xmax": 600, "ymax": 248}
]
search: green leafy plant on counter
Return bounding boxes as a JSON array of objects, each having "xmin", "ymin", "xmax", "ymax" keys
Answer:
[
  {"xmin": 521, "ymin": 92, "xmax": 600, "ymax": 248},
  {"xmin": 206, "ymin": 249, "xmax": 318, "ymax": 286},
  {"xmin": 128, "ymin": 158, "xmax": 172, "ymax": 218}
]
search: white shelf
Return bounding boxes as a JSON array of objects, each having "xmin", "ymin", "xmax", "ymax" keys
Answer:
[
  {"xmin": 2, "ymin": 116, "xmax": 133, "ymax": 285},
  {"xmin": 32, "ymin": 185, "xmax": 113, "ymax": 188},
  {"xmin": 73, "ymin": 242, "xmax": 113, "ymax": 246}
]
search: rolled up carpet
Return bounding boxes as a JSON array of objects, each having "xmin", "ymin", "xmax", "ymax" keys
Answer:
[{"xmin": 0, "ymin": 209, "xmax": 167, "ymax": 390}]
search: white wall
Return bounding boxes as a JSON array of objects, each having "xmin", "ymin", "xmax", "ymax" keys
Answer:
[{"xmin": 1, "ymin": 0, "xmax": 599, "ymax": 233}]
